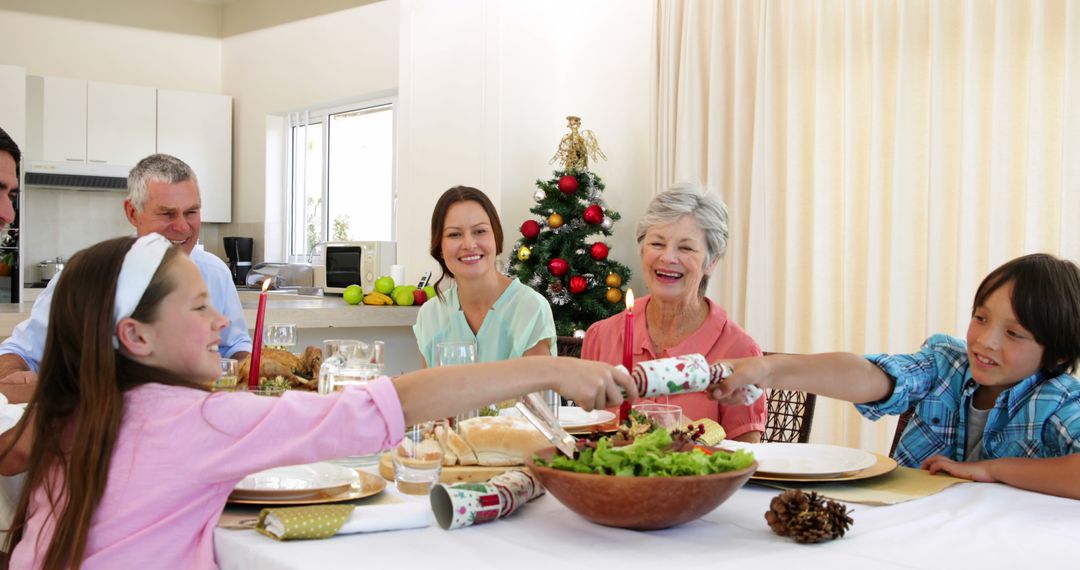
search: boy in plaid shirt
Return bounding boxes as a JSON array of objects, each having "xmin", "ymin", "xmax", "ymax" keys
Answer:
[{"xmin": 714, "ymin": 253, "xmax": 1080, "ymax": 499}]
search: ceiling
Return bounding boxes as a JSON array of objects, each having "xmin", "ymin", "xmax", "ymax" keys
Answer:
[{"xmin": 0, "ymin": 0, "xmax": 383, "ymax": 38}]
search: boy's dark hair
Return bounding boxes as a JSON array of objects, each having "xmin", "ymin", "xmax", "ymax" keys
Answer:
[
  {"xmin": 973, "ymin": 253, "xmax": 1080, "ymax": 378},
  {"xmin": 0, "ymin": 126, "xmax": 20, "ymax": 178}
]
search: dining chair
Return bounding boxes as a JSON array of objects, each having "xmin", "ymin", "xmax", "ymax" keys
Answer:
[
  {"xmin": 761, "ymin": 352, "xmax": 817, "ymax": 443},
  {"xmin": 556, "ymin": 336, "xmax": 584, "ymax": 358},
  {"xmin": 889, "ymin": 408, "xmax": 916, "ymax": 457}
]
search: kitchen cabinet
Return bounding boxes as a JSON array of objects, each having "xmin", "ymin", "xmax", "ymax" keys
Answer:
[
  {"xmin": 28, "ymin": 76, "xmax": 156, "ymax": 167},
  {"xmin": 87, "ymin": 81, "xmax": 156, "ymax": 166},
  {"xmin": 40, "ymin": 76, "xmax": 86, "ymax": 163},
  {"xmin": 157, "ymin": 90, "xmax": 233, "ymax": 222}
]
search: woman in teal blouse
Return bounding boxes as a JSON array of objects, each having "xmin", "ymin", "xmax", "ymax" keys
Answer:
[{"xmin": 414, "ymin": 186, "xmax": 557, "ymax": 366}]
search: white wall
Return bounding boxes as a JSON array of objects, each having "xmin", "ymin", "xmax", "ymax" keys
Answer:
[
  {"xmin": 0, "ymin": 9, "xmax": 220, "ymax": 92},
  {"xmin": 397, "ymin": 0, "xmax": 655, "ymax": 295},
  {"xmin": 220, "ymin": 0, "xmax": 399, "ymax": 263}
]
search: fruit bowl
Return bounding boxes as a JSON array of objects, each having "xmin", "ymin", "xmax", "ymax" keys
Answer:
[{"xmin": 526, "ymin": 447, "xmax": 757, "ymax": 530}]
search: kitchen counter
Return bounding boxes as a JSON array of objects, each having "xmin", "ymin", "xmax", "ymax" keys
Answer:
[
  {"xmin": 236, "ymin": 291, "xmax": 421, "ymax": 329},
  {"xmin": 1, "ymin": 289, "xmax": 426, "ymax": 374}
]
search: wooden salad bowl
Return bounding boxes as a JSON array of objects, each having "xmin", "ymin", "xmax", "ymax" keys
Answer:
[{"xmin": 526, "ymin": 447, "xmax": 757, "ymax": 530}]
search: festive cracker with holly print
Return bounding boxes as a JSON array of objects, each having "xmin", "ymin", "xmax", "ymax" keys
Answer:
[
  {"xmin": 629, "ymin": 354, "xmax": 764, "ymax": 406},
  {"xmin": 429, "ymin": 469, "xmax": 544, "ymax": 530}
]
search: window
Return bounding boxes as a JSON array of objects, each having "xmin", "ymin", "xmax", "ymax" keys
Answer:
[{"xmin": 287, "ymin": 97, "xmax": 395, "ymax": 258}]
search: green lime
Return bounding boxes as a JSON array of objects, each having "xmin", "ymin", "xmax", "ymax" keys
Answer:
[
  {"xmin": 343, "ymin": 284, "xmax": 363, "ymax": 305},
  {"xmin": 375, "ymin": 276, "xmax": 395, "ymax": 294},
  {"xmin": 392, "ymin": 288, "xmax": 415, "ymax": 306}
]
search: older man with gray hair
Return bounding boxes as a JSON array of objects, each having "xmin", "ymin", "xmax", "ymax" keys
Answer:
[{"xmin": 0, "ymin": 154, "xmax": 251, "ymax": 396}]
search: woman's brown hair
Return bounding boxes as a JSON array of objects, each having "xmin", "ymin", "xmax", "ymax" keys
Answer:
[
  {"xmin": 0, "ymin": 236, "xmax": 202, "ymax": 568},
  {"xmin": 428, "ymin": 186, "xmax": 504, "ymax": 295}
]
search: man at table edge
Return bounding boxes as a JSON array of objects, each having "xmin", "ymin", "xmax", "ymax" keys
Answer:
[{"xmin": 0, "ymin": 152, "xmax": 252, "ymax": 404}]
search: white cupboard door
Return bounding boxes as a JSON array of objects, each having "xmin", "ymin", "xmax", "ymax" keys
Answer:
[
  {"xmin": 87, "ymin": 81, "xmax": 156, "ymax": 166},
  {"xmin": 0, "ymin": 65, "xmax": 26, "ymax": 148},
  {"xmin": 42, "ymin": 77, "xmax": 87, "ymax": 163},
  {"xmin": 157, "ymin": 90, "xmax": 233, "ymax": 223}
]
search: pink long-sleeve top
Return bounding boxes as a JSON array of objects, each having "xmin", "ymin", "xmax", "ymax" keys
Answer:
[
  {"xmin": 10, "ymin": 378, "xmax": 405, "ymax": 569},
  {"xmin": 582, "ymin": 295, "xmax": 766, "ymax": 439}
]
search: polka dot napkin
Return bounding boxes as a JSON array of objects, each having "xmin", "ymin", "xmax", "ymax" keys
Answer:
[{"xmin": 256, "ymin": 503, "xmax": 432, "ymax": 540}]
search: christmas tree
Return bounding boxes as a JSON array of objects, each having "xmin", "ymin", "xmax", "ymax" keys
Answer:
[{"xmin": 507, "ymin": 116, "xmax": 632, "ymax": 336}]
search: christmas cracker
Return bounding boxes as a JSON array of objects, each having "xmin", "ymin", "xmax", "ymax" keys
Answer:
[
  {"xmin": 429, "ymin": 469, "xmax": 545, "ymax": 530},
  {"xmin": 625, "ymin": 354, "xmax": 764, "ymax": 406}
]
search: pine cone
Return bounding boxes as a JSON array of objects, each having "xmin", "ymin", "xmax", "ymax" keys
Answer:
[{"xmin": 765, "ymin": 490, "xmax": 853, "ymax": 544}]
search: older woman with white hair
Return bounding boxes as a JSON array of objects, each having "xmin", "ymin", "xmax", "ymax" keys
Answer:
[{"xmin": 582, "ymin": 184, "xmax": 765, "ymax": 442}]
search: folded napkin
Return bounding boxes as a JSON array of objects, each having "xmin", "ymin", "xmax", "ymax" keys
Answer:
[
  {"xmin": 753, "ymin": 466, "xmax": 969, "ymax": 506},
  {"xmin": 256, "ymin": 502, "xmax": 432, "ymax": 540}
]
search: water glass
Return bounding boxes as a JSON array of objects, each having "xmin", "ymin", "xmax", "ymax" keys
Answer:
[
  {"xmin": 264, "ymin": 323, "xmax": 297, "ymax": 351},
  {"xmin": 213, "ymin": 358, "xmax": 239, "ymax": 391},
  {"xmin": 633, "ymin": 403, "xmax": 683, "ymax": 430},
  {"xmin": 393, "ymin": 420, "xmax": 447, "ymax": 495},
  {"xmin": 434, "ymin": 341, "xmax": 478, "ymax": 425},
  {"xmin": 434, "ymin": 341, "xmax": 476, "ymax": 367}
]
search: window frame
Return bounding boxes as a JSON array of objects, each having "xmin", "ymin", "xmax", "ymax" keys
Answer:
[{"xmin": 285, "ymin": 93, "xmax": 397, "ymax": 260}]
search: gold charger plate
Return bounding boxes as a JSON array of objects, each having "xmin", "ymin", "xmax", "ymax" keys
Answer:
[
  {"xmin": 227, "ymin": 470, "xmax": 386, "ymax": 506},
  {"xmin": 750, "ymin": 452, "xmax": 897, "ymax": 483}
]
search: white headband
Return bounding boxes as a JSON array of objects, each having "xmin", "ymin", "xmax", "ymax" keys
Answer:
[{"xmin": 113, "ymin": 233, "xmax": 172, "ymax": 347}]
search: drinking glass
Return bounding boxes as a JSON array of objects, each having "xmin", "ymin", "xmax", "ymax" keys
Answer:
[
  {"xmin": 434, "ymin": 341, "xmax": 476, "ymax": 367},
  {"xmin": 213, "ymin": 358, "xmax": 239, "ymax": 391},
  {"xmin": 632, "ymin": 403, "xmax": 683, "ymax": 430},
  {"xmin": 264, "ymin": 323, "xmax": 297, "ymax": 352},
  {"xmin": 434, "ymin": 341, "xmax": 478, "ymax": 426},
  {"xmin": 393, "ymin": 420, "xmax": 448, "ymax": 495}
]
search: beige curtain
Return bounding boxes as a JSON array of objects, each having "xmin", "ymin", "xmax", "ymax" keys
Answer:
[{"xmin": 656, "ymin": 0, "xmax": 1080, "ymax": 454}]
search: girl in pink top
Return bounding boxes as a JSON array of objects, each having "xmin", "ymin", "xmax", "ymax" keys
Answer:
[
  {"xmin": 582, "ymin": 185, "xmax": 765, "ymax": 441},
  {"xmin": 0, "ymin": 234, "xmax": 636, "ymax": 569}
]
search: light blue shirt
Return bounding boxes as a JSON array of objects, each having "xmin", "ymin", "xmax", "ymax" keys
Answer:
[
  {"xmin": 0, "ymin": 247, "xmax": 252, "ymax": 371},
  {"xmin": 413, "ymin": 278, "xmax": 557, "ymax": 366}
]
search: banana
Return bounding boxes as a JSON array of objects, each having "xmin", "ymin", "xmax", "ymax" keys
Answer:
[{"xmin": 362, "ymin": 292, "xmax": 394, "ymax": 305}]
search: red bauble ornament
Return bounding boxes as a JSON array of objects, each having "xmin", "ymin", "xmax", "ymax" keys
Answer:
[
  {"xmin": 583, "ymin": 204, "xmax": 604, "ymax": 225},
  {"xmin": 520, "ymin": 219, "xmax": 541, "ymax": 240},
  {"xmin": 548, "ymin": 258, "xmax": 570, "ymax": 277},
  {"xmin": 558, "ymin": 175, "xmax": 579, "ymax": 194},
  {"xmin": 589, "ymin": 242, "xmax": 609, "ymax": 261},
  {"xmin": 569, "ymin": 275, "xmax": 588, "ymax": 294}
]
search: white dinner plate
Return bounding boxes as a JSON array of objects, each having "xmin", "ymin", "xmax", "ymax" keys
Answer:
[
  {"xmin": 231, "ymin": 462, "xmax": 360, "ymax": 500},
  {"xmin": 742, "ymin": 442, "xmax": 877, "ymax": 477},
  {"xmin": 499, "ymin": 406, "xmax": 616, "ymax": 430}
]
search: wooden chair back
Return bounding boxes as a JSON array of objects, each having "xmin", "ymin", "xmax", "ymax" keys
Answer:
[{"xmin": 761, "ymin": 352, "xmax": 817, "ymax": 443}]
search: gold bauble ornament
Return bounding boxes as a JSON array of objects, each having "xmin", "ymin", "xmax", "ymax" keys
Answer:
[
  {"xmin": 605, "ymin": 287, "xmax": 623, "ymax": 304},
  {"xmin": 517, "ymin": 245, "xmax": 532, "ymax": 261},
  {"xmin": 547, "ymin": 213, "xmax": 564, "ymax": 229},
  {"xmin": 604, "ymin": 272, "xmax": 622, "ymax": 288}
]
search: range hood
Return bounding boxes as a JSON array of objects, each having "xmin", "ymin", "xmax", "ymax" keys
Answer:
[{"xmin": 23, "ymin": 160, "xmax": 129, "ymax": 192}]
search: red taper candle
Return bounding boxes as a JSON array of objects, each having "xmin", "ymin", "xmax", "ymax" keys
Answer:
[
  {"xmin": 247, "ymin": 278, "xmax": 271, "ymax": 389},
  {"xmin": 619, "ymin": 289, "xmax": 635, "ymax": 422}
]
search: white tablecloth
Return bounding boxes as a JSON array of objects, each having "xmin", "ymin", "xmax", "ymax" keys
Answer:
[{"xmin": 214, "ymin": 473, "xmax": 1080, "ymax": 569}]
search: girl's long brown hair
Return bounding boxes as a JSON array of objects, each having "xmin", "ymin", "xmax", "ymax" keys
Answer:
[{"xmin": 0, "ymin": 236, "xmax": 204, "ymax": 568}]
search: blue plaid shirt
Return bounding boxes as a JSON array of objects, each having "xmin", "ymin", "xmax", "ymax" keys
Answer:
[{"xmin": 856, "ymin": 334, "xmax": 1080, "ymax": 468}]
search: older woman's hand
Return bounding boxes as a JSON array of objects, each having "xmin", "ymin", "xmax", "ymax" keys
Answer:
[{"xmin": 552, "ymin": 359, "xmax": 639, "ymax": 411}]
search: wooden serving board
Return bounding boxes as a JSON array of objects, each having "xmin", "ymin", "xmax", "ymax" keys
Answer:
[{"xmin": 378, "ymin": 453, "xmax": 518, "ymax": 484}]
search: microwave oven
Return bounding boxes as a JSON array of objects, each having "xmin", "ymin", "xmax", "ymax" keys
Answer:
[{"xmin": 315, "ymin": 241, "xmax": 397, "ymax": 295}]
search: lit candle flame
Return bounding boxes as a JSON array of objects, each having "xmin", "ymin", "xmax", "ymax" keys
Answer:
[
  {"xmin": 261, "ymin": 278, "xmax": 272, "ymax": 292},
  {"xmin": 626, "ymin": 288, "xmax": 634, "ymax": 312}
]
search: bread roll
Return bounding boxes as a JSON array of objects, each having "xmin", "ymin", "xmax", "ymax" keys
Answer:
[
  {"xmin": 457, "ymin": 416, "xmax": 550, "ymax": 466},
  {"xmin": 434, "ymin": 423, "xmax": 458, "ymax": 466}
]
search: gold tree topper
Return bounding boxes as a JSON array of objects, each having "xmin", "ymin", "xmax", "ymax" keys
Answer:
[{"xmin": 550, "ymin": 116, "xmax": 606, "ymax": 172}]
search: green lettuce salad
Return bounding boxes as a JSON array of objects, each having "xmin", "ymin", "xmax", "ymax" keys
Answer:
[{"xmin": 536, "ymin": 428, "xmax": 755, "ymax": 477}]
